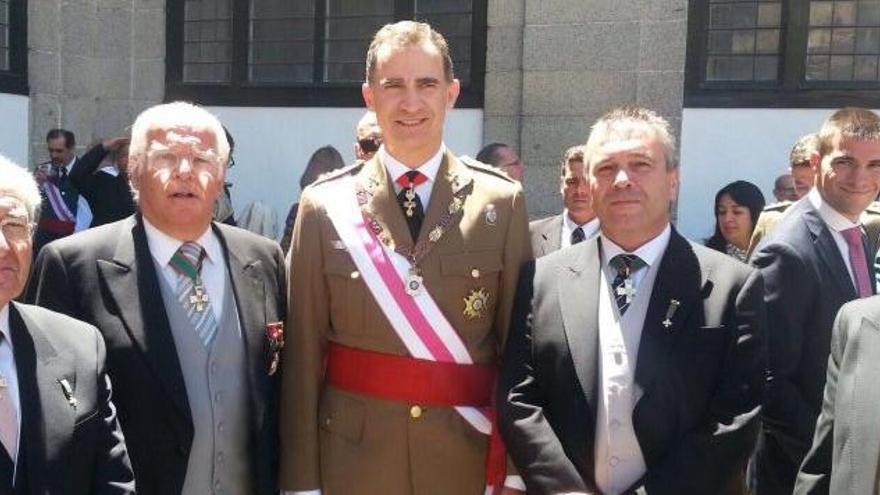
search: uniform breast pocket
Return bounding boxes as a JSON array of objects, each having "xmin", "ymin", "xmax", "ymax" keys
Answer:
[
  {"xmin": 439, "ymin": 250, "xmax": 504, "ymax": 327},
  {"xmin": 324, "ymin": 251, "xmax": 366, "ymax": 335}
]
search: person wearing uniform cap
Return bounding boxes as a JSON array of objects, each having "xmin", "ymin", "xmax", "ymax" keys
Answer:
[{"xmin": 279, "ymin": 20, "xmax": 531, "ymax": 495}]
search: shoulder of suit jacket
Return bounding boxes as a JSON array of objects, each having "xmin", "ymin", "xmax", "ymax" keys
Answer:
[{"xmin": 457, "ymin": 155, "xmax": 518, "ymax": 184}]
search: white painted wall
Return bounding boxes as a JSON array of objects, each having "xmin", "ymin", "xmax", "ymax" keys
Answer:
[
  {"xmin": 208, "ymin": 106, "xmax": 484, "ymax": 239},
  {"xmin": 678, "ymin": 108, "xmax": 840, "ymax": 241},
  {"xmin": 0, "ymin": 94, "xmax": 29, "ymax": 166}
]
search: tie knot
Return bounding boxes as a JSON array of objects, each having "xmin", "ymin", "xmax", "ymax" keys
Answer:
[
  {"xmin": 610, "ymin": 254, "xmax": 644, "ymax": 278},
  {"xmin": 396, "ymin": 170, "xmax": 428, "ymax": 188},
  {"xmin": 842, "ymin": 226, "xmax": 863, "ymax": 244},
  {"xmin": 171, "ymin": 242, "xmax": 205, "ymax": 281}
]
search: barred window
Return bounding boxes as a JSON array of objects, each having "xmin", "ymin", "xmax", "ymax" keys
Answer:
[{"xmin": 0, "ymin": 0, "xmax": 25, "ymax": 95}]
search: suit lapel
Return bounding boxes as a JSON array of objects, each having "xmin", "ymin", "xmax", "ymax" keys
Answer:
[
  {"xmin": 215, "ymin": 225, "xmax": 269, "ymax": 431},
  {"xmin": 849, "ymin": 316, "xmax": 880, "ymax": 493},
  {"xmin": 541, "ymin": 216, "xmax": 563, "ymax": 256},
  {"xmin": 95, "ymin": 216, "xmax": 191, "ymax": 421},
  {"xmin": 803, "ymin": 205, "xmax": 858, "ymax": 298},
  {"xmin": 9, "ymin": 303, "xmax": 75, "ymax": 493},
  {"xmin": 634, "ymin": 230, "xmax": 704, "ymax": 396},
  {"xmin": 360, "ymin": 156, "xmax": 415, "ymax": 252},
  {"xmin": 558, "ymin": 239, "xmax": 600, "ymax": 410}
]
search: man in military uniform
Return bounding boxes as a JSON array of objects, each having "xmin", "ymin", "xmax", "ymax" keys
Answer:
[{"xmin": 279, "ymin": 21, "xmax": 531, "ymax": 495}]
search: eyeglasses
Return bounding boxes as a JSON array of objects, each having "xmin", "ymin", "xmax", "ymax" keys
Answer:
[
  {"xmin": 0, "ymin": 218, "xmax": 31, "ymax": 242},
  {"xmin": 358, "ymin": 137, "xmax": 382, "ymax": 153}
]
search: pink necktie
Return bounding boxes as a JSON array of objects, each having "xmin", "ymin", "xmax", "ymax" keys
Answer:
[
  {"xmin": 0, "ymin": 336, "xmax": 17, "ymax": 460},
  {"xmin": 842, "ymin": 227, "xmax": 873, "ymax": 298}
]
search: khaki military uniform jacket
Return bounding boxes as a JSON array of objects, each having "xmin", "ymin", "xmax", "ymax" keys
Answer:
[{"xmin": 279, "ymin": 150, "xmax": 531, "ymax": 494}]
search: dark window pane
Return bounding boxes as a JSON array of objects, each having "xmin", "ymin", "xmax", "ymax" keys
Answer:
[
  {"xmin": 708, "ymin": 30, "xmax": 733, "ymax": 54},
  {"xmin": 758, "ymin": 3, "xmax": 781, "ymax": 27},
  {"xmin": 0, "ymin": 0, "xmax": 6, "ymax": 72},
  {"xmin": 183, "ymin": 0, "xmax": 233, "ymax": 83},
  {"xmin": 831, "ymin": 27, "xmax": 856, "ymax": 52},
  {"xmin": 756, "ymin": 29, "xmax": 780, "ymax": 53},
  {"xmin": 415, "ymin": 0, "xmax": 474, "ymax": 84},
  {"xmin": 755, "ymin": 55, "xmax": 779, "ymax": 80},
  {"xmin": 830, "ymin": 54, "xmax": 855, "ymax": 78},
  {"xmin": 324, "ymin": 0, "xmax": 394, "ymax": 83},
  {"xmin": 706, "ymin": 56, "xmax": 754, "ymax": 81},
  {"xmin": 248, "ymin": 0, "xmax": 315, "ymax": 83},
  {"xmin": 834, "ymin": 1, "xmax": 857, "ymax": 25},
  {"xmin": 806, "ymin": 54, "xmax": 831, "ymax": 79},
  {"xmin": 856, "ymin": 27, "xmax": 880, "ymax": 52},
  {"xmin": 858, "ymin": 1, "xmax": 880, "ymax": 24},
  {"xmin": 809, "ymin": 28, "xmax": 833, "ymax": 53},
  {"xmin": 812, "ymin": 2, "xmax": 835, "ymax": 26},
  {"xmin": 732, "ymin": 30, "xmax": 756, "ymax": 54},
  {"xmin": 854, "ymin": 54, "xmax": 879, "ymax": 78}
]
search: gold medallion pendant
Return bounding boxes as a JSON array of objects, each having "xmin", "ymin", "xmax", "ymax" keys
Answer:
[{"xmin": 463, "ymin": 288, "xmax": 489, "ymax": 320}]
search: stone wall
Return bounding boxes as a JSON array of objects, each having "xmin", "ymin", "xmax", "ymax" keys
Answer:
[
  {"xmin": 28, "ymin": 0, "xmax": 165, "ymax": 165},
  {"xmin": 483, "ymin": 0, "xmax": 688, "ymax": 219}
]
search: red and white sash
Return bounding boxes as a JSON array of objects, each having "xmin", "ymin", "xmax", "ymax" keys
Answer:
[{"xmin": 318, "ymin": 176, "xmax": 504, "ymax": 493}]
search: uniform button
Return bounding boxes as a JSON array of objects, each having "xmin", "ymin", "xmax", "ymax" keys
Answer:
[
  {"xmin": 214, "ymin": 392, "xmax": 222, "ymax": 403},
  {"xmin": 324, "ymin": 417, "xmax": 332, "ymax": 427},
  {"xmin": 350, "ymin": 271, "xmax": 360, "ymax": 280},
  {"xmin": 410, "ymin": 405, "xmax": 423, "ymax": 419},
  {"xmin": 609, "ymin": 456, "xmax": 620, "ymax": 467},
  {"xmin": 610, "ymin": 419, "xmax": 621, "ymax": 430},
  {"xmin": 470, "ymin": 268, "xmax": 480, "ymax": 278},
  {"xmin": 217, "ymin": 422, "xmax": 225, "ymax": 432}
]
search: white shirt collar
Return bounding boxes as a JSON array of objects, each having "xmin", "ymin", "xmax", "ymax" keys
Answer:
[
  {"xmin": 0, "ymin": 304, "xmax": 9, "ymax": 347},
  {"xmin": 563, "ymin": 209, "xmax": 597, "ymax": 230},
  {"xmin": 600, "ymin": 223, "xmax": 672, "ymax": 268},
  {"xmin": 381, "ymin": 144, "xmax": 445, "ymax": 184},
  {"xmin": 142, "ymin": 217, "xmax": 223, "ymax": 268},
  {"xmin": 808, "ymin": 188, "xmax": 861, "ymax": 232},
  {"xmin": 63, "ymin": 156, "xmax": 77, "ymax": 172}
]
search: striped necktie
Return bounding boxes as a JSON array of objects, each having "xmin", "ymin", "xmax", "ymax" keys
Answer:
[
  {"xmin": 609, "ymin": 254, "xmax": 646, "ymax": 315},
  {"xmin": 169, "ymin": 242, "xmax": 218, "ymax": 347}
]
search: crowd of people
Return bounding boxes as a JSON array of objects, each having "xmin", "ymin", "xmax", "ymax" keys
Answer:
[{"xmin": 1, "ymin": 18, "xmax": 879, "ymax": 495}]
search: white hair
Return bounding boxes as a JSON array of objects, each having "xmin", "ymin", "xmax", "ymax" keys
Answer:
[
  {"xmin": 0, "ymin": 154, "xmax": 41, "ymax": 222},
  {"xmin": 128, "ymin": 101, "xmax": 230, "ymax": 200}
]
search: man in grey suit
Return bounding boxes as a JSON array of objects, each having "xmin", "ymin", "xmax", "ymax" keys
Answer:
[
  {"xmin": 500, "ymin": 106, "xmax": 765, "ymax": 494},
  {"xmin": 530, "ymin": 145, "xmax": 599, "ymax": 257},
  {"xmin": 27, "ymin": 102, "xmax": 285, "ymax": 495},
  {"xmin": 0, "ymin": 155, "xmax": 134, "ymax": 494},
  {"xmin": 794, "ymin": 296, "xmax": 880, "ymax": 494},
  {"xmin": 751, "ymin": 107, "xmax": 880, "ymax": 494}
]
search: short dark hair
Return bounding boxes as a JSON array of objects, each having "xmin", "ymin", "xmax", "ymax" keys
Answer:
[
  {"xmin": 817, "ymin": 107, "xmax": 880, "ymax": 155},
  {"xmin": 365, "ymin": 21, "xmax": 454, "ymax": 83},
  {"xmin": 301, "ymin": 146, "xmax": 345, "ymax": 191},
  {"xmin": 46, "ymin": 128, "xmax": 75, "ymax": 149},
  {"xmin": 476, "ymin": 142, "xmax": 511, "ymax": 167},
  {"xmin": 705, "ymin": 180, "xmax": 766, "ymax": 252}
]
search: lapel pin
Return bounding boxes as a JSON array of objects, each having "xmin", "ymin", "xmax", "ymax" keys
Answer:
[
  {"xmin": 485, "ymin": 204, "xmax": 497, "ymax": 225},
  {"xmin": 662, "ymin": 299, "xmax": 681, "ymax": 329},
  {"xmin": 58, "ymin": 378, "xmax": 77, "ymax": 410}
]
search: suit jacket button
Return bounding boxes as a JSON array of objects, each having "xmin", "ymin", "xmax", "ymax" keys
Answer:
[
  {"xmin": 409, "ymin": 405, "xmax": 423, "ymax": 419},
  {"xmin": 471, "ymin": 268, "xmax": 480, "ymax": 278}
]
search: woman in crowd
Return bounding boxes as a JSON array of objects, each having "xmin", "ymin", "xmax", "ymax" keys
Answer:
[
  {"xmin": 705, "ymin": 180, "xmax": 766, "ymax": 262},
  {"xmin": 280, "ymin": 145, "xmax": 345, "ymax": 253}
]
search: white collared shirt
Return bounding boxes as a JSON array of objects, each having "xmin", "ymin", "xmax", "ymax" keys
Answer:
[
  {"xmin": 809, "ymin": 188, "xmax": 863, "ymax": 287},
  {"xmin": 561, "ymin": 211, "xmax": 600, "ymax": 248},
  {"xmin": 600, "ymin": 224, "xmax": 671, "ymax": 290},
  {"xmin": 0, "ymin": 304, "xmax": 20, "ymax": 468},
  {"xmin": 381, "ymin": 144, "xmax": 445, "ymax": 210},
  {"xmin": 142, "ymin": 218, "xmax": 227, "ymax": 322}
]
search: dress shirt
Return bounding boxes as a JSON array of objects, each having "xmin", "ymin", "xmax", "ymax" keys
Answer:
[
  {"xmin": 809, "ymin": 188, "xmax": 864, "ymax": 288},
  {"xmin": 142, "ymin": 218, "xmax": 227, "ymax": 322},
  {"xmin": 594, "ymin": 225, "xmax": 671, "ymax": 494},
  {"xmin": 0, "ymin": 304, "xmax": 20, "ymax": 470},
  {"xmin": 561, "ymin": 211, "xmax": 600, "ymax": 249},
  {"xmin": 382, "ymin": 144, "xmax": 445, "ymax": 210}
]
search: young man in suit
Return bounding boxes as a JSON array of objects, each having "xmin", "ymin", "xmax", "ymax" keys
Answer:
[
  {"xmin": 27, "ymin": 102, "xmax": 286, "ymax": 495},
  {"xmin": 499, "ymin": 106, "xmax": 765, "ymax": 495},
  {"xmin": 0, "ymin": 155, "xmax": 134, "ymax": 494},
  {"xmin": 279, "ymin": 21, "xmax": 531, "ymax": 495},
  {"xmin": 751, "ymin": 107, "xmax": 880, "ymax": 494},
  {"xmin": 530, "ymin": 145, "xmax": 599, "ymax": 257}
]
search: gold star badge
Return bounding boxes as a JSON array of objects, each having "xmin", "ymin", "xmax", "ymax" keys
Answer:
[{"xmin": 463, "ymin": 288, "xmax": 489, "ymax": 320}]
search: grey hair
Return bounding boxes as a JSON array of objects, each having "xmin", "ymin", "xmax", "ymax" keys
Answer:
[
  {"xmin": 584, "ymin": 105, "xmax": 678, "ymax": 170},
  {"xmin": 0, "ymin": 154, "xmax": 41, "ymax": 221}
]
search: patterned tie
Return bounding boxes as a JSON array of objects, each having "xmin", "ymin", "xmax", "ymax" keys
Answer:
[
  {"xmin": 170, "ymin": 242, "xmax": 218, "ymax": 347},
  {"xmin": 570, "ymin": 226, "xmax": 585, "ymax": 245},
  {"xmin": 396, "ymin": 170, "xmax": 427, "ymax": 241},
  {"xmin": 54, "ymin": 165, "xmax": 78, "ymax": 213},
  {"xmin": 0, "ymin": 334, "xmax": 17, "ymax": 461},
  {"xmin": 609, "ymin": 254, "xmax": 646, "ymax": 315},
  {"xmin": 841, "ymin": 227, "xmax": 872, "ymax": 298}
]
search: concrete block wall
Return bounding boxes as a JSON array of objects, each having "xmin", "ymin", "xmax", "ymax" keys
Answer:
[
  {"xmin": 484, "ymin": 0, "xmax": 688, "ymax": 219},
  {"xmin": 28, "ymin": 0, "xmax": 165, "ymax": 166}
]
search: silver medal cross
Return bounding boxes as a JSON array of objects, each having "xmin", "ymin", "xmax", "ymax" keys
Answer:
[
  {"xmin": 190, "ymin": 284, "xmax": 210, "ymax": 312},
  {"xmin": 616, "ymin": 278, "xmax": 636, "ymax": 304}
]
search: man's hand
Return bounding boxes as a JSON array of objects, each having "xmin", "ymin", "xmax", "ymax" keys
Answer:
[{"xmin": 102, "ymin": 137, "xmax": 130, "ymax": 151}]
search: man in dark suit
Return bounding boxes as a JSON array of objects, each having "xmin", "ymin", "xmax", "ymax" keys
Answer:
[
  {"xmin": 530, "ymin": 145, "xmax": 599, "ymax": 257},
  {"xmin": 793, "ymin": 296, "xmax": 880, "ymax": 494},
  {"xmin": 750, "ymin": 107, "xmax": 880, "ymax": 494},
  {"xmin": 69, "ymin": 136, "xmax": 136, "ymax": 227},
  {"xmin": 27, "ymin": 102, "xmax": 285, "ymax": 495},
  {"xmin": 0, "ymin": 155, "xmax": 134, "ymax": 493},
  {"xmin": 499, "ymin": 106, "xmax": 765, "ymax": 495}
]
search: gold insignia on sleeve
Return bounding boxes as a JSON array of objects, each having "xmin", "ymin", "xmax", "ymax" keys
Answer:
[{"xmin": 463, "ymin": 288, "xmax": 489, "ymax": 320}]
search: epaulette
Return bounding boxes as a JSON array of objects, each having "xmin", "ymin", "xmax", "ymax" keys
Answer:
[
  {"xmin": 309, "ymin": 161, "xmax": 365, "ymax": 187},
  {"xmin": 762, "ymin": 201, "xmax": 792, "ymax": 212},
  {"xmin": 866, "ymin": 201, "xmax": 880, "ymax": 216},
  {"xmin": 458, "ymin": 155, "xmax": 517, "ymax": 183}
]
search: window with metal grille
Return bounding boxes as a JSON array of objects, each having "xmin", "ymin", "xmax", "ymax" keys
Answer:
[{"xmin": 0, "ymin": 0, "xmax": 26, "ymax": 95}]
